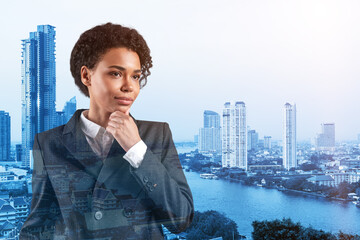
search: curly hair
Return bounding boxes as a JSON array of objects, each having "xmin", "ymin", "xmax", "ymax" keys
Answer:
[{"xmin": 70, "ymin": 23, "xmax": 153, "ymax": 97}]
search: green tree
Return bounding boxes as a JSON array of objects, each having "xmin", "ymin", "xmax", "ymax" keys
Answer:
[
  {"xmin": 251, "ymin": 218, "xmax": 360, "ymax": 240},
  {"xmin": 283, "ymin": 177, "xmax": 307, "ymax": 190},
  {"xmin": 185, "ymin": 210, "xmax": 242, "ymax": 240},
  {"xmin": 252, "ymin": 218, "xmax": 336, "ymax": 240},
  {"xmin": 338, "ymin": 182, "xmax": 352, "ymax": 199},
  {"xmin": 300, "ymin": 163, "xmax": 318, "ymax": 171},
  {"xmin": 337, "ymin": 231, "xmax": 360, "ymax": 240},
  {"xmin": 252, "ymin": 218, "xmax": 302, "ymax": 240}
]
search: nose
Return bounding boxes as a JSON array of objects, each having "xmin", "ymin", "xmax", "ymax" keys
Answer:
[{"xmin": 120, "ymin": 75, "xmax": 133, "ymax": 92}]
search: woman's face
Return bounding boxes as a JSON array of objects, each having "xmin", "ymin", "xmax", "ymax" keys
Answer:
[{"xmin": 85, "ymin": 47, "xmax": 141, "ymax": 114}]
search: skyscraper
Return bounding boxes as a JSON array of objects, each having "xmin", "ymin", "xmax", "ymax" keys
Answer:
[
  {"xmin": 0, "ymin": 111, "xmax": 11, "ymax": 161},
  {"xmin": 264, "ymin": 136, "xmax": 272, "ymax": 149},
  {"xmin": 16, "ymin": 144, "xmax": 22, "ymax": 162},
  {"xmin": 247, "ymin": 129, "xmax": 259, "ymax": 150},
  {"xmin": 283, "ymin": 103, "xmax": 296, "ymax": 170},
  {"xmin": 222, "ymin": 101, "xmax": 247, "ymax": 170},
  {"xmin": 54, "ymin": 96, "xmax": 77, "ymax": 127},
  {"xmin": 21, "ymin": 25, "xmax": 56, "ymax": 168},
  {"xmin": 63, "ymin": 96, "xmax": 77, "ymax": 122},
  {"xmin": 203, "ymin": 110, "xmax": 220, "ymax": 128},
  {"xmin": 198, "ymin": 110, "xmax": 221, "ymax": 153},
  {"xmin": 315, "ymin": 123, "xmax": 335, "ymax": 151}
]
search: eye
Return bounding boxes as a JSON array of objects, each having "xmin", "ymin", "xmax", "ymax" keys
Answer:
[
  {"xmin": 110, "ymin": 72, "xmax": 122, "ymax": 77},
  {"xmin": 132, "ymin": 74, "xmax": 141, "ymax": 80}
]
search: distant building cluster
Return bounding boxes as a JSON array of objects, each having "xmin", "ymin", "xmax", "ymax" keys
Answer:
[
  {"xmin": 0, "ymin": 197, "xmax": 30, "ymax": 239},
  {"xmin": 198, "ymin": 102, "xmax": 299, "ymax": 171}
]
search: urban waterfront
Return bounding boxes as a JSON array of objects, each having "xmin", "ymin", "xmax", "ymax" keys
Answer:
[{"xmin": 185, "ymin": 171, "xmax": 360, "ymax": 239}]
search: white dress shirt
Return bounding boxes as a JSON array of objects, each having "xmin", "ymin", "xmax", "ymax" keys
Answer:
[{"xmin": 79, "ymin": 110, "xmax": 147, "ymax": 168}]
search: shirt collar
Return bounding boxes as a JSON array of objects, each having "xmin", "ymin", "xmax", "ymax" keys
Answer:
[{"xmin": 80, "ymin": 110, "xmax": 104, "ymax": 139}]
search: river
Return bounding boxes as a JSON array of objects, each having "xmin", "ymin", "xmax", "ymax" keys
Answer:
[{"xmin": 184, "ymin": 171, "xmax": 360, "ymax": 239}]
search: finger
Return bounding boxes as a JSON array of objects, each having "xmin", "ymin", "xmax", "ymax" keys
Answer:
[
  {"xmin": 107, "ymin": 121, "xmax": 120, "ymax": 129},
  {"xmin": 109, "ymin": 116, "xmax": 123, "ymax": 123},
  {"xmin": 106, "ymin": 125, "xmax": 115, "ymax": 134}
]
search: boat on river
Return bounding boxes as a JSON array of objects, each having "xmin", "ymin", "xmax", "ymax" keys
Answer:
[{"xmin": 200, "ymin": 173, "xmax": 219, "ymax": 180}]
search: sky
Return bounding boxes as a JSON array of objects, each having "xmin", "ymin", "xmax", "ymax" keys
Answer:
[{"xmin": 1, "ymin": 0, "xmax": 360, "ymax": 142}]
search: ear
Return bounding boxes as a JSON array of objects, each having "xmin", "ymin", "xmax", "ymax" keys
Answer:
[{"xmin": 80, "ymin": 66, "xmax": 92, "ymax": 87}]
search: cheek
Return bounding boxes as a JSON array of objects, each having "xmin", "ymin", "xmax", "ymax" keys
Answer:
[{"xmin": 93, "ymin": 78, "xmax": 113, "ymax": 96}]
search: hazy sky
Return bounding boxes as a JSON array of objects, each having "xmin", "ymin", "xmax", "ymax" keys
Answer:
[{"xmin": 1, "ymin": 0, "xmax": 360, "ymax": 142}]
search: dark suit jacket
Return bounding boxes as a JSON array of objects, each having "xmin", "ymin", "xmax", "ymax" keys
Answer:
[{"xmin": 20, "ymin": 109, "xmax": 194, "ymax": 239}]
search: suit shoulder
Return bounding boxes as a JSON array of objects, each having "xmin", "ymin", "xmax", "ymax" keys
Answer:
[
  {"xmin": 136, "ymin": 119, "xmax": 169, "ymax": 128},
  {"xmin": 136, "ymin": 120, "xmax": 172, "ymax": 138},
  {"xmin": 36, "ymin": 125, "xmax": 65, "ymax": 140}
]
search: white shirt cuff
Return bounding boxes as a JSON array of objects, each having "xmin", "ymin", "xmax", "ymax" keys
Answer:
[{"xmin": 123, "ymin": 140, "xmax": 147, "ymax": 168}]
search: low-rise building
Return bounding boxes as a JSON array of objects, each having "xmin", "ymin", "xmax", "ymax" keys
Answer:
[
  {"xmin": 0, "ymin": 199, "xmax": 16, "ymax": 224},
  {"xmin": 327, "ymin": 172, "xmax": 360, "ymax": 186},
  {"xmin": 307, "ymin": 175, "xmax": 335, "ymax": 187}
]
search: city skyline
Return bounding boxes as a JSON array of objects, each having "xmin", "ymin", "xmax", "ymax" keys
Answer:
[{"xmin": 1, "ymin": 1, "xmax": 360, "ymax": 142}]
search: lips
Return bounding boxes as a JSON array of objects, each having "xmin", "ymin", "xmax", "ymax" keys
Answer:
[{"xmin": 114, "ymin": 96, "xmax": 133, "ymax": 105}]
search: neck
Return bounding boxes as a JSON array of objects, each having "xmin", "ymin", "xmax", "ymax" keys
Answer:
[{"xmin": 87, "ymin": 104, "xmax": 111, "ymax": 129}]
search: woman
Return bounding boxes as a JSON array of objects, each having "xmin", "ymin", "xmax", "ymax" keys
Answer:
[{"xmin": 20, "ymin": 23, "xmax": 194, "ymax": 240}]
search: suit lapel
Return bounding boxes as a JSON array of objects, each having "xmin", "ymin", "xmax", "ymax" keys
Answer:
[
  {"xmin": 62, "ymin": 109, "xmax": 103, "ymax": 178},
  {"xmin": 94, "ymin": 113, "xmax": 140, "ymax": 187},
  {"xmin": 94, "ymin": 140, "xmax": 127, "ymax": 188}
]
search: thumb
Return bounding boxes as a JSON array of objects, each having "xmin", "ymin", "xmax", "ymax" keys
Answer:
[{"xmin": 125, "ymin": 108, "xmax": 130, "ymax": 116}]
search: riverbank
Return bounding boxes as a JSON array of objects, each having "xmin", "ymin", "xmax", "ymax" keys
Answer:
[
  {"xmin": 278, "ymin": 188, "xmax": 352, "ymax": 202},
  {"xmin": 218, "ymin": 174, "xmax": 353, "ymax": 202}
]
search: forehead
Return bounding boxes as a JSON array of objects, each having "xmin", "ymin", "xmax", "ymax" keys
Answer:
[{"xmin": 98, "ymin": 47, "xmax": 141, "ymax": 68}]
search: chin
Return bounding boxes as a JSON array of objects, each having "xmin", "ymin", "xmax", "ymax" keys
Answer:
[{"xmin": 113, "ymin": 105, "xmax": 131, "ymax": 113}]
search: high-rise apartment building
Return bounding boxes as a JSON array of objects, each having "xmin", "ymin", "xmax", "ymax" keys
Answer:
[
  {"xmin": 222, "ymin": 101, "xmax": 247, "ymax": 170},
  {"xmin": 203, "ymin": 110, "xmax": 220, "ymax": 128},
  {"xmin": 16, "ymin": 144, "xmax": 22, "ymax": 162},
  {"xmin": 0, "ymin": 111, "xmax": 11, "ymax": 161},
  {"xmin": 63, "ymin": 96, "xmax": 77, "ymax": 122},
  {"xmin": 315, "ymin": 123, "xmax": 335, "ymax": 151},
  {"xmin": 198, "ymin": 110, "xmax": 221, "ymax": 153},
  {"xmin": 21, "ymin": 25, "xmax": 56, "ymax": 168},
  {"xmin": 54, "ymin": 96, "xmax": 77, "ymax": 127},
  {"xmin": 247, "ymin": 129, "xmax": 259, "ymax": 151},
  {"xmin": 283, "ymin": 103, "xmax": 296, "ymax": 170},
  {"xmin": 264, "ymin": 136, "xmax": 272, "ymax": 149}
]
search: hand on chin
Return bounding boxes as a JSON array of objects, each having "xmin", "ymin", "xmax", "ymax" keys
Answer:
[{"xmin": 106, "ymin": 107, "xmax": 140, "ymax": 152}]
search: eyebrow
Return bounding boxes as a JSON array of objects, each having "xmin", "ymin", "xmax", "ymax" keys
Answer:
[{"xmin": 108, "ymin": 65, "xmax": 142, "ymax": 73}]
